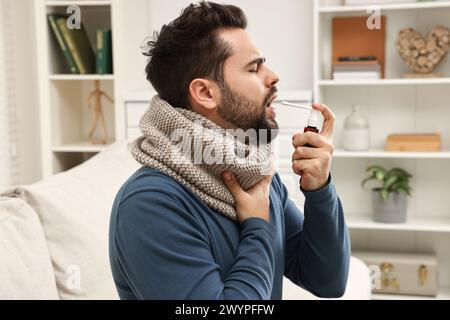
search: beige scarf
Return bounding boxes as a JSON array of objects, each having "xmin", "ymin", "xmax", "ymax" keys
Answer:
[{"xmin": 130, "ymin": 96, "xmax": 274, "ymax": 221}]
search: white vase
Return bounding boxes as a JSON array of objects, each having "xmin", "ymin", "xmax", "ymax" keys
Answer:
[{"xmin": 342, "ymin": 105, "xmax": 371, "ymax": 151}]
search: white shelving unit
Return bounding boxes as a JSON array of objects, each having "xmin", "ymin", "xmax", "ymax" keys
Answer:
[
  {"xmin": 334, "ymin": 149, "xmax": 450, "ymax": 159},
  {"xmin": 49, "ymin": 74, "xmax": 115, "ymax": 81},
  {"xmin": 347, "ymin": 215, "xmax": 450, "ymax": 233},
  {"xmin": 34, "ymin": 0, "xmax": 128, "ymax": 176},
  {"xmin": 45, "ymin": 1, "xmax": 112, "ymax": 5},
  {"xmin": 52, "ymin": 141, "xmax": 110, "ymax": 153},
  {"xmin": 313, "ymin": 0, "xmax": 450, "ymax": 300},
  {"xmin": 318, "ymin": 78, "xmax": 450, "ymax": 86},
  {"xmin": 319, "ymin": 0, "xmax": 450, "ymax": 13}
]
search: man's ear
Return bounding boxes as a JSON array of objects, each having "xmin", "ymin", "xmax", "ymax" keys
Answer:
[{"xmin": 189, "ymin": 78, "xmax": 219, "ymax": 111}]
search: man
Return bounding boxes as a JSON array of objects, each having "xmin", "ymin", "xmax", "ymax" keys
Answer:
[{"xmin": 109, "ymin": 2, "xmax": 350, "ymax": 300}]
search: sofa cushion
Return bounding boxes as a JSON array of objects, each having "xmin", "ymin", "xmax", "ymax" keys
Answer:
[
  {"xmin": 1, "ymin": 140, "xmax": 140, "ymax": 299},
  {"xmin": 0, "ymin": 197, "xmax": 59, "ymax": 299}
]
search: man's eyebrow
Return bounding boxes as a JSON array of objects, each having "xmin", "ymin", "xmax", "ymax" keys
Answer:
[{"xmin": 245, "ymin": 57, "xmax": 266, "ymax": 68}]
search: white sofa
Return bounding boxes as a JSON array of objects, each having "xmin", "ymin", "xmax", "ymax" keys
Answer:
[{"xmin": 0, "ymin": 140, "xmax": 371, "ymax": 300}]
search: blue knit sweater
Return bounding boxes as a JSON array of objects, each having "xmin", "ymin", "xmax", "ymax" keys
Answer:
[{"xmin": 109, "ymin": 167, "xmax": 350, "ymax": 300}]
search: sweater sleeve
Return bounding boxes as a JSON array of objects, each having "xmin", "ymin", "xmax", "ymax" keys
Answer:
[
  {"xmin": 113, "ymin": 189, "xmax": 276, "ymax": 300},
  {"xmin": 278, "ymin": 174, "xmax": 351, "ymax": 298}
]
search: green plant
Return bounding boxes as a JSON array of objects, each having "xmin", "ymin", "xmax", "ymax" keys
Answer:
[{"xmin": 361, "ymin": 165, "xmax": 413, "ymax": 202}]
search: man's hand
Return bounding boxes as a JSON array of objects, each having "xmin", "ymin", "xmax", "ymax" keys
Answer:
[
  {"xmin": 292, "ymin": 103, "xmax": 335, "ymax": 192},
  {"xmin": 222, "ymin": 171, "xmax": 273, "ymax": 222}
]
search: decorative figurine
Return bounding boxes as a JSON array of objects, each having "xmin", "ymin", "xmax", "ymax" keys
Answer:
[{"xmin": 86, "ymin": 80, "xmax": 114, "ymax": 144}]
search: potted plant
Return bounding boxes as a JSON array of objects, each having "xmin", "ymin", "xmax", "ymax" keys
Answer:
[{"xmin": 361, "ymin": 165, "xmax": 413, "ymax": 223}]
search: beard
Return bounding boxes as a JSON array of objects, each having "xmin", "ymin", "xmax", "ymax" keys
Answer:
[{"xmin": 216, "ymin": 81, "xmax": 279, "ymax": 144}]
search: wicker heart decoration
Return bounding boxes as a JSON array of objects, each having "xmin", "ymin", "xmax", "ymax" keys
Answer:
[{"xmin": 396, "ymin": 26, "xmax": 450, "ymax": 74}]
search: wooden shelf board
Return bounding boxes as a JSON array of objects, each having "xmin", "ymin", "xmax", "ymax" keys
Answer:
[
  {"xmin": 49, "ymin": 74, "xmax": 114, "ymax": 81},
  {"xmin": 347, "ymin": 215, "xmax": 450, "ymax": 233},
  {"xmin": 52, "ymin": 141, "xmax": 113, "ymax": 153},
  {"xmin": 45, "ymin": 1, "xmax": 112, "ymax": 7},
  {"xmin": 334, "ymin": 149, "xmax": 450, "ymax": 159},
  {"xmin": 319, "ymin": 1, "xmax": 450, "ymax": 13},
  {"xmin": 318, "ymin": 78, "xmax": 450, "ymax": 86}
]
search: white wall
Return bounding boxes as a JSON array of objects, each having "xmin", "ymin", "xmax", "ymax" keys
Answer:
[
  {"xmin": 11, "ymin": 0, "xmax": 41, "ymax": 184},
  {"xmin": 148, "ymin": 0, "xmax": 314, "ymax": 90},
  {"xmin": 118, "ymin": 0, "xmax": 314, "ymax": 94}
]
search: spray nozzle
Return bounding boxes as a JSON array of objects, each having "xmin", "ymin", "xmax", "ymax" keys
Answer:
[
  {"xmin": 308, "ymin": 109, "xmax": 320, "ymax": 128},
  {"xmin": 281, "ymin": 101, "xmax": 320, "ymax": 128}
]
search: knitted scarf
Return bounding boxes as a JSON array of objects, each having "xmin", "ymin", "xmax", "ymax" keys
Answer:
[{"xmin": 130, "ymin": 96, "xmax": 274, "ymax": 221}]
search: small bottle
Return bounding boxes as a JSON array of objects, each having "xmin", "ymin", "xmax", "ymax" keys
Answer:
[
  {"xmin": 303, "ymin": 109, "xmax": 320, "ymax": 147},
  {"xmin": 280, "ymin": 101, "xmax": 321, "ymax": 147}
]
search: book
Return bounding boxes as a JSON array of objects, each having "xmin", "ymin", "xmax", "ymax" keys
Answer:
[
  {"xmin": 56, "ymin": 17, "xmax": 95, "ymax": 74},
  {"xmin": 96, "ymin": 29, "xmax": 113, "ymax": 74},
  {"xmin": 332, "ymin": 16, "xmax": 386, "ymax": 78},
  {"xmin": 333, "ymin": 58, "xmax": 382, "ymax": 77},
  {"xmin": 334, "ymin": 65, "xmax": 381, "ymax": 72},
  {"xmin": 333, "ymin": 71, "xmax": 381, "ymax": 79},
  {"xmin": 335, "ymin": 59, "xmax": 380, "ymax": 65},
  {"xmin": 47, "ymin": 14, "xmax": 79, "ymax": 74},
  {"xmin": 334, "ymin": 62, "xmax": 381, "ymax": 72},
  {"xmin": 338, "ymin": 56, "xmax": 377, "ymax": 62}
]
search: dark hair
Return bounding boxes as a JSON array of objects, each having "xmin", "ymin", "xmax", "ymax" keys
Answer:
[{"xmin": 142, "ymin": 1, "xmax": 247, "ymax": 109}]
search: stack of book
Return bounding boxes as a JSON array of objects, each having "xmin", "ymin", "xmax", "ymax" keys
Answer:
[
  {"xmin": 332, "ymin": 57, "xmax": 381, "ymax": 80},
  {"xmin": 48, "ymin": 14, "xmax": 112, "ymax": 75}
]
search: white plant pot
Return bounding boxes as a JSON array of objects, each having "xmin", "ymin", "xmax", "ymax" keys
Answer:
[{"xmin": 372, "ymin": 189, "xmax": 408, "ymax": 223}]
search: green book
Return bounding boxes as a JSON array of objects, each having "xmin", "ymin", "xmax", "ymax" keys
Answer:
[
  {"xmin": 96, "ymin": 29, "xmax": 113, "ymax": 74},
  {"xmin": 56, "ymin": 17, "xmax": 95, "ymax": 74},
  {"xmin": 47, "ymin": 14, "xmax": 79, "ymax": 74}
]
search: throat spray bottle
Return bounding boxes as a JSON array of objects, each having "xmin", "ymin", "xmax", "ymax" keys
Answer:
[{"xmin": 281, "ymin": 101, "xmax": 320, "ymax": 147}]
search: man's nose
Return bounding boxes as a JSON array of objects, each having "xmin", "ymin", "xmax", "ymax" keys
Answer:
[{"xmin": 265, "ymin": 67, "xmax": 280, "ymax": 88}]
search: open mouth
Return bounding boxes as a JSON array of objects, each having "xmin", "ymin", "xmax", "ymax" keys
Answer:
[
  {"xmin": 265, "ymin": 94, "xmax": 278, "ymax": 108},
  {"xmin": 264, "ymin": 94, "xmax": 278, "ymax": 118}
]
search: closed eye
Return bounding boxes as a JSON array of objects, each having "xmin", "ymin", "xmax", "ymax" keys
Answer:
[
  {"xmin": 249, "ymin": 63, "xmax": 262, "ymax": 73},
  {"xmin": 246, "ymin": 57, "xmax": 266, "ymax": 73}
]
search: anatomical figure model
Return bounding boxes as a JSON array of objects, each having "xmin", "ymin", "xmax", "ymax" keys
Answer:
[{"xmin": 86, "ymin": 80, "xmax": 114, "ymax": 144}]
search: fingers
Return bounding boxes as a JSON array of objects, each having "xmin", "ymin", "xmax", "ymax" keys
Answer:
[
  {"xmin": 247, "ymin": 173, "xmax": 273, "ymax": 199},
  {"xmin": 292, "ymin": 146, "xmax": 323, "ymax": 161},
  {"xmin": 292, "ymin": 159, "xmax": 319, "ymax": 176},
  {"xmin": 292, "ymin": 131, "xmax": 330, "ymax": 149},
  {"xmin": 247, "ymin": 172, "xmax": 273, "ymax": 194},
  {"xmin": 223, "ymin": 171, "xmax": 273, "ymax": 197},
  {"xmin": 312, "ymin": 103, "xmax": 335, "ymax": 139},
  {"xmin": 222, "ymin": 171, "xmax": 244, "ymax": 198}
]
